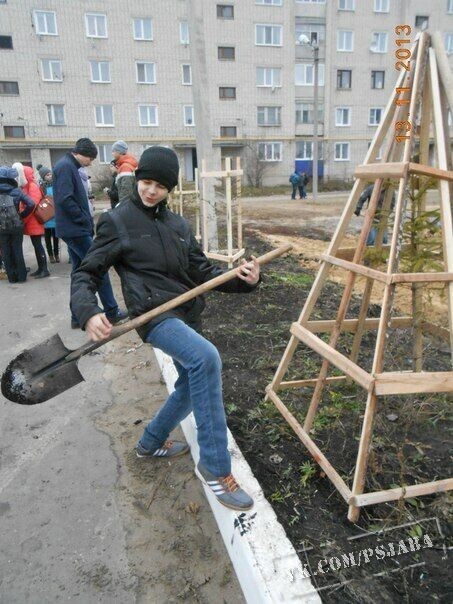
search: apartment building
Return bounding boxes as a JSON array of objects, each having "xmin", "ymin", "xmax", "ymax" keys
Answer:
[{"xmin": 0, "ymin": 0, "xmax": 452, "ymax": 185}]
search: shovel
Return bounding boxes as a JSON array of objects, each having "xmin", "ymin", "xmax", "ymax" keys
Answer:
[{"xmin": 1, "ymin": 245, "xmax": 292, "ymax": 405}]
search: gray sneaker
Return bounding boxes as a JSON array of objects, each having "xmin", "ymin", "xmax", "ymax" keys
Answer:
[
  {"xmin": 195, "ymin": 462, "xmax": 254, "ymax": 511},
  {"xmin": 135, "ymin": 440, "xmax": 189, "ymax": 458}
]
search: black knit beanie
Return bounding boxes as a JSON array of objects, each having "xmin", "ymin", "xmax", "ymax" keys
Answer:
[
  {"xmin": 135, "ymin": 146, "xmax": 179, "ymax": 191},
  {"xmin": 72, "ymin": 138, "xmax": 98, "ymax": 159}
]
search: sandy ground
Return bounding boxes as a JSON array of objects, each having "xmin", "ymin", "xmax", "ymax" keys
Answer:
[
  {"xmin": 239, "ymin": 191, "xmax": 448, "ymax": 326},
  {"xmin": 0, "ymin": 238, "xmax": 244, "ymax": 603}
]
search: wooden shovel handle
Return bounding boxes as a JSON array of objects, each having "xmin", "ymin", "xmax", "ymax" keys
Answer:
[{"xmin": 67, "ymin": 245, "xmax": 292, "ymax": 362}]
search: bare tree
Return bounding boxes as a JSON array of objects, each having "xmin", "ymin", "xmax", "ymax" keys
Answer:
[{"xmin": 243, "ymin": 142, "xmax": 271, "ymax": 188}]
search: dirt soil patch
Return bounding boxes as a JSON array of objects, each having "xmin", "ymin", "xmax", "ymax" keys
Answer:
[{"xmin": 203, "ymin": 232, "xmax": 452, "ymax": 603}]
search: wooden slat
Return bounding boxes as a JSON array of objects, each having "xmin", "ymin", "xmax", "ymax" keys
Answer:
[
  {"xmin": 266, "ymin": 387, "xmax": 352, "ymax": 503},
  {"xmin": 290, "ymin": 323, "xmax": 374, "ymax": 391},
  {"xmin": 199, "ymin": 169, "xmax": 243, "ymax": 178},
  {"xmin": 350, "ymin": 478, "xmax": 453, "ymax": 507},
  {"xmin": 306, "ymin": 317, "xmax": 412, "ymax": 333},
  {"xmin": 429, "ymin": 47, "xmax": 453, "ymax": 361},
  {"xmin": 320, "ymin": 254, "xmax": 391, "ymax": 284},
  {"xmin": 279, "ymin": 376, "xmax": 347, "ymax": 389},
  {"xmin": 374, "ymin": 371, "xmax": 453, "ymax": 395},
  {"xmin": 354, "ymin": 162, "xmax": 408, "ymax": 180},
  {"xmin": 392, "ymin": 272, "xmax": 453, "ymax": 284},
  {"xmin": 408, "ymin": 163, "xmax": 453, "ymax": 183}
]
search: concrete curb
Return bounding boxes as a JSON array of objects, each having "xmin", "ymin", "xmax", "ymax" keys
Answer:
[{"xmin": 153, "ymin": 348, "xmax": 321, "ymax": 604}]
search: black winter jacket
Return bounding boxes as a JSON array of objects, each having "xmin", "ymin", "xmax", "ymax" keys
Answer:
[{"xmin": 71, "ymin": 194, "xmax": 258, "ymax": 340}]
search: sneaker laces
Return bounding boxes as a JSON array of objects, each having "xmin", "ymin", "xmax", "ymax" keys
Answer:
[{"xmin": 221, "ymin": 474, "xmax": 240, "ymax": 493}]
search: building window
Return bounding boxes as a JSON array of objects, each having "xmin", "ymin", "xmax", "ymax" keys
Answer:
[
  {"xmin": 0, "ymin": 35, "xmax": 13, "ymax": 49},
  {"xmin": 445, "ymin": 33, "xmax": 453, "ymax": 54},
  {"xmin": 99, "ymin": 144, "xmax": 113, "ymax": 164},
  {"xmin": 257, "ymin": 106, "xmax": 282, "ymax": 126},
  {"xmin": 217, "ymin": 5, "xmax": 234, "ymax": 19},
  {"xmin": 256, "ymin": 67, "xmax": 281, "ymax": 87},
  {"xmin": 256, "ymin": 0, "xmax": 282, "ymax": 5},
  {"xmin": 448, "ymin": 0, "xmax": 453, "ymax": 14},
  {"xmin": 335, "ymin": 107, "xmax": 351, "ymax": 126},
  {"xmin": 334, "ymin": 142, "xmax": 350, "ymax": 161},
  {"xmin": 295, "ymin": 102, "xmax": 324, "ymax": 124},
  {"xmin": 371, "ymin": 32, "xmax": 388, "ymax": 53},
  {"xmin": 296, "ymin": 0, "xmax": 326, "ymax": 3},
  {"xmin": 136, "ymin": 62, "xmax": 156, "ymax": 84},
  {"xmin": 41, "ymin": 59, "xmax": 62, "ymax": 82},
  {"xmin": 337, "ymin": 69, "xmax": 351, "ymax": 89},
  {"xmin": 258, "ymin": 142, "xmax": 282, "ymax": 161},
  {"xmin": 374, "ymin": 0, "xmax": 389, "ymax": 11},
  {"xmin": 338, "ymin": 0, "xmax": 355, "ymax": 10},
  {"xmin": 182, "ymin": 64, "xmax": 192, "ymax": 85},
  {"xmin": 369, "ymin": 107, "xmax": 383, "ymax": 125},
  {"xmin": 368, "ymin": 141, "xmax": 383, "ymax": 160},
  {"xmin": 218, "ymin": 46, "xmax": 235, "ymax": 60},
  {"xmin": 95, "ymin": 105, "xmax": 114, "ymax": 126},
  {"xmin": 296, "ymin": 141, "xmax": 312, "ymax": 159},
  {"xmin": 33, "ymin": 11, "xmax": 58, "ymax": 36},
  {"xmin": 295, "ymin": 22, "xmax": 325, "ymax": 45},
  {"xmin": 371, "ymin": 70, "xmax": 385, "ymax": 89},
  {"xmin": 139, "ymin": 104, "xmax": 158, "ymax": 126},
  {"xmin": 295, "ymin": 63, "xmax": 325, "ymax": 86},
  {"xmin": 133, "ymin": 18, "xmax": 153, "ymax": 41},
  {"xmin": 85, "ymin": 13, "xmax": 107, "ymax": 38},
  {"xmin": 183, "ymin": 105, "xmax": 195, "ymax": 126},
  {"xmin": 90, "ymin": 61, "xmax": 110, "ymax": 83},
  {"xmin": 295, "ymin": 141, "xmax": 323, "ymax": 159},
  {"xmin": 180, "ymin": 21, "xmax": 189, "ymax": 44},
  {"xmin": 255, "ymin": 24, "xmax": 282, "ymax": 46},
  {"xmin": 0, "ymin": 81, "xmax": 19, "ymax": 95},
  {"xmin": 337, "ymin": 30, "xmax": 354, "ymax": 52},
  {"xmin": 47, "ymin": 104, "xmax": 65, "ymax": 126},
  {"xmin": 4, "ymin": 126, "xmax": 25, "ymax": 138},
  {"xmin": 415, "ymin": 15, "xmax": 429, "ymax": 29},
  {"xmin": 219, "ymin": 87, "xmax": 236, "ymax": 99},
  {"xmin": 220, "ymin": 126, "xmax": 237, "ymax": 137}
]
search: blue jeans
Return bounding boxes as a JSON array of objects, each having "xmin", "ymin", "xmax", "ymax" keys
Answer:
[
  {"xmin": 64, "ymin": 235, "xmax": 118, "ymax": 323},
  {"xmin": 366, "ymin": 227, "xmax": 388, "ymax": 246},
  {"xmin": 139, "ymin": 318, "xmax": 231, "ymax": 476}
]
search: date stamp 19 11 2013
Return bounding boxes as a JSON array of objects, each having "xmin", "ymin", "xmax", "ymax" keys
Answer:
[{"xmin": 394, "ymin": 24, "xmax": 412, "ymax": 143}]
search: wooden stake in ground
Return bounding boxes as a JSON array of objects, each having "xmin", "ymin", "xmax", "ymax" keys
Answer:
[{"xmin": 266, "ymin": 32, "xmax": 453, "ymax": 522}]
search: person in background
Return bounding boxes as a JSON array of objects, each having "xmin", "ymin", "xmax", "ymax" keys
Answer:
[
  {"xmin": 38, "ymin": 166, "xmax": 59, "ymax": 263},
  {"xmin": 104, "ymin": 161, "xmax": 119, "ymax": 209},
  {"xmin": 354, "ymin": 184, "xmax": 396, "ymax": 246},
  {"xmin": 0, "ymin": 166, "xmax": 35, "ymax": 283},
  {"xmin": 289, "ymin": 169, "xmax": 302, "ymax": 200},
  {"xmin": 13, "ymin": 162, "xmax": 50, "ymax": 278},
  {"xmin": 53, "ymin": 137, "xmax": 127, "ymax": 329},
  {"xmin": 300, "ymin": 172, "xmax": 309, "ymax": 199},
  {"xmin": 111, "ymin": 140, "xmax": 138, "ymax": 204}
]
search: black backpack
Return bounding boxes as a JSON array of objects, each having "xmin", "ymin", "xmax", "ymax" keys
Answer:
[{"xmin": 0, "ymin": 193, "xmax": 23, "ymax": 233}]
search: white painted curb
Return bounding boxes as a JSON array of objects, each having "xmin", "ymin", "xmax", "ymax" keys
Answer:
[{"xmin": 153, "ymin": 348, "xmax": 321, "ymax": 604}]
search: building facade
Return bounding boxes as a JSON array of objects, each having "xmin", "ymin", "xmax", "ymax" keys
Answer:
[{"xmin": 0, "ymin": 0, "xmax": 452, "ymax": 186}]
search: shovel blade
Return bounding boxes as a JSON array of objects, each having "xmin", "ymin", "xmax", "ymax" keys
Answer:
[{"xmin": 1, "ymin": 334, "xmax": 84, "ymax": 405}]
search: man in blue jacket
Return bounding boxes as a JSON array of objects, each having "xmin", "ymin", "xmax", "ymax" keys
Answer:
[{"xmin": 53, "ymin": 138, "xmax": 127, "ymax": 328}]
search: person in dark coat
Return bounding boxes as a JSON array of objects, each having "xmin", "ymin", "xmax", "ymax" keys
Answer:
[
  {"xmin": 289, "ymin": 170, "xmax": 302, "ymax": 199},
  {"xmin": 71, "ymin": 146, "xmax": 260, "ymax": 511},
  {"xmin": 104, "ymin": 161, "xmax": 119, "ymax": 209},
  {"xmin": 0, "ymin": 166, "xmax": 35, "ymax": 283},
  {"xmin": 354, "ymin": 184, "xmax": 396, "ymax": 245},
  {"xmin": 53, "ymin": 138, "xmax": 127, "ymax": 328}
]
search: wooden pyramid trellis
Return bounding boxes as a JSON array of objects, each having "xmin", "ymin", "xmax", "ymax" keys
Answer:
[{"xmin": 266, "ymin": 31, "xmax": 453, "ymax": 522}]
